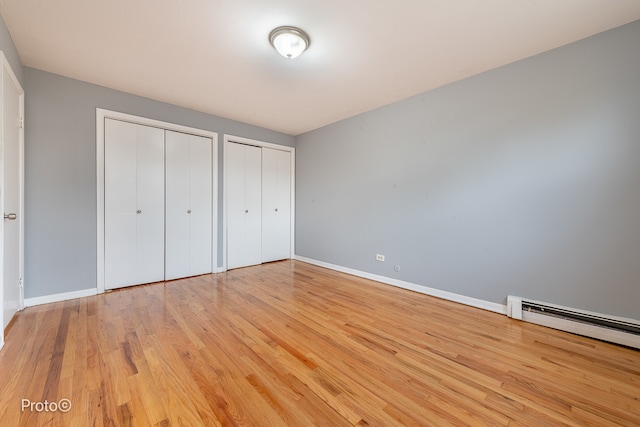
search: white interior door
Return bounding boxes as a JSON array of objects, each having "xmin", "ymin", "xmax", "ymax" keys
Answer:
[
  {"xmin": 2, "ymin": 62, "xmax": 23, "ymax": 331},
  {"xmin": 165, "ymin": 131, "xmax": 212, "ymax": 280},
  {"xmin": 262, "ymin": 148, "xmax": 291, "ymax": 263},
  {"xmin": 105, "ymin": 119, "xmax": 165, "ymax": 289},
  {"xmin": 227, "ymin": 142, "xmax": 262, "ymax": 269}
]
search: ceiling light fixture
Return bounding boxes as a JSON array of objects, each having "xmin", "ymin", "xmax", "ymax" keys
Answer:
[{"xmin": 269, "ymin": 26, "xmax": 310, "ymax": 59}]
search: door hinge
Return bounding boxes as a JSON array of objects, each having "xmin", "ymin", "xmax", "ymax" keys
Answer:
[
  {"xmin": 19, "ymin": 117, "xmax": 24, "ymax": 129},
  {"xmin": 19, "ymin": 277, "xmax": 23, "ymax": 288}
]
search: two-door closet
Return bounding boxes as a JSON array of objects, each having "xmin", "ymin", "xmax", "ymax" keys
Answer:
[
  {"xmin": 103, "ymin": 116, "xmax": 216, "ymax": 290},
  {"xmin": 225, "ymin": 139, "xmax": 293, "ymax": 270}
]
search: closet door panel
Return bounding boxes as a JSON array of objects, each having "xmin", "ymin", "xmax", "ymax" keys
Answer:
[
  {"xmin": 165, "ymin": 132, "xmax": 191, "ymax": 280},
  {"xmin": 189, "ymin": 135, "xmax": 213, "ymax": 275},
  {"xmin": 244, "ymin": 145, "xmax": 262, "ymax": 264},
  {"xmin": 227, "ymin": 142, "xmax": 262, "ymax": 269},
  {"xmin": 262, "ymin": 148, "xmax": 291, "ymax": 263},
  {"xmin": 104, "ymin": 119, "xmax": 137, "ymax": 288},
  {"xmin": 134, "ymin": 125, "xmax": 165, "ymax": 284},
  {"xmin": 165, "ymin": 131, "xmax": 212, "ymax": 279},
  {"xmin": 105, "ymin": 119, "xmax": 164, "ymax": 288},
  {"xmin": 226, "ymin": 142, "xmax": 245, "ymax": 269}
]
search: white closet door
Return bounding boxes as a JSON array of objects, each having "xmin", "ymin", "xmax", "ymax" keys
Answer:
[
  {"xmin": 165, "ymin": 132, "xmax": 190, "ymax": 280},
  {"xmin": 189, "ymin": 135, "xmax": 213, "ymax": 274},
  {"xmin": 165, "ymin": 131, "xmax": 212, "ymax": 280},
  {"xmin": 227, "ymin": 142, "xmax": 262, "ymax": 269},
  {"xmin": 262, "ymin": 148, "xmax": 291, "ymax": 263},
  {"xmin": 105, "ymin": 119, "xmax": 165, "ymax": 289}
]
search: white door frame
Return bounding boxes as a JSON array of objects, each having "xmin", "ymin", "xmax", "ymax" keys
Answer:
[
  {"xmin": 96, "ymin": 109, "xmax": 218, "ymax": 294},
  {"xmin": 0, "ymin": 51, "xmax": 25, "ymax": 348},
  {"xmin": 222, "ymin": 135, "xmax": 295, "ymax": 272}
]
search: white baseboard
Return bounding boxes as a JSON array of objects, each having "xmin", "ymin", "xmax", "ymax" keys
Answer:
[
  {"xmin": 294, "ymin": 255, "xmax": 506, "ymax": 315},
  {"xmin": 24, "ymin": 288, "xmax": 98, "ymax": 307}
]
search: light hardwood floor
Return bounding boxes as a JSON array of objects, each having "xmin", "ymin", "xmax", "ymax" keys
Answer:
[{"xmin": 0, "ymin": 260, "xmax": 638, "ymax": 426}]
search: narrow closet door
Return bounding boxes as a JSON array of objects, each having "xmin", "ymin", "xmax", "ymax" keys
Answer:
[
  {"xmin": 189, "ymin": 135, "xmax": 213, "ymax": 274},
  {"xmin": 135, "ymin": 127, "xmax": 166, "ymax": 284},
  {"xmin": 227, "ymin": 142, "xmax": 262, "ymax": 269},
  {"xmin": 165, "ymin": 131, "xmax": 212, "ymax": 280},
  {"xmin": 105, "ymin": 119, "xmax": 165, "ymax": 289},
  {"xmin": 262, "ymin": 148, "xmax": 291, "ymax": 262}
]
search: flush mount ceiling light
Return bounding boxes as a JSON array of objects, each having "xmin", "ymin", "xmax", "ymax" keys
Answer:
[{"xmin": 269, "ymin": 26, "xmax": 310, "ymax": 59}]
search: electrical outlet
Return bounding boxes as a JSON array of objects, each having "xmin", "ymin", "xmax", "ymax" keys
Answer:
[{"xmin": 376, "ymin": 254, "xmax": 385, "ymax": 262}]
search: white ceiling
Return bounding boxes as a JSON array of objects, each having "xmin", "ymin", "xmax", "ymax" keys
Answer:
[{"xmin": 1, "ymin": 1, "xmax": 639, "ymax": 135}]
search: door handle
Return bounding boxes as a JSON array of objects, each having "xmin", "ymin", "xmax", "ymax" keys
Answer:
[{"xmin": 4, "ymin": 213, "xmax": 17, "ymax": 220}]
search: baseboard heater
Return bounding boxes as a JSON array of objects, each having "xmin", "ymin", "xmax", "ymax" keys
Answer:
[{"xmin": 507, "ymin": 296, "xmax": 640, "ymax": 350}]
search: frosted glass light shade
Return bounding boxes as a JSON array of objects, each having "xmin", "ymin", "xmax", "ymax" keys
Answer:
[{"xmin": 269, "ymin": 26, "xmax": 310, "ymax": 59}]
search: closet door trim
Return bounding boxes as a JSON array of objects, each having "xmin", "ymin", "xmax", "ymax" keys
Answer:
[
  {"xmin": 222, "ymin": 135, "xmax": 295, "ymax": 272},
  {"xmin": 96, "ymin": 109, "xmax": 218, "ymax": 294}
]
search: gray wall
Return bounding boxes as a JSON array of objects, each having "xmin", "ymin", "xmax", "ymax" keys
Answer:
[
  {"xmin": 24, "ymin": 68, "xmax": 294, "ymax": 298},
  {"xmin": 0, "ymin": 15, "xmax": 23, "ymax": 86},
  {"xmin": 295, "ymin": 21, "xmax": 640, "ymax": 320}
]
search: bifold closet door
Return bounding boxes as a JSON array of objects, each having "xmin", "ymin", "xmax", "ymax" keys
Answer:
[
  {"xmin": 262, "ymin": 148, "xmax": 291, "ymax": 263},
  {"xmin": 165, "ymin": 131, "xmax": 212, "ymax": 280},
  {"xmin": 104, "ymin": 119, "xmax": 165, "ymax": 289},
  {"xmin": 227, "ymin": 142, "xmax": 262, "ymax": 269}
]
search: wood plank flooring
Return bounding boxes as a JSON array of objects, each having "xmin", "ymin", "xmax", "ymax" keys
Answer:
[{"xmin": 0, "ymin": 260, "xmax": 639, "ymax": 426}]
